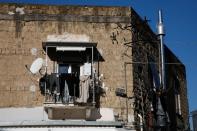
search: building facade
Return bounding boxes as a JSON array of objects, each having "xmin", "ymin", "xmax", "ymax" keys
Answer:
[{"xmin": 0, "ymin": 3, "xmax": 189, "ymax": 131}]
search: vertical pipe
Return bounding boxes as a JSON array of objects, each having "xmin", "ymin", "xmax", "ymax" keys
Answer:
[
  {"xmin": 157, "ymin": 10, "xmax": 166, "ymax": 90},
  {"xmin": 160, "ymin": 35, "xmax": 165, "ymax": 90},
  {"xmin": 157, "ymin": 10, "xmax": 168, "ymax": 130}
]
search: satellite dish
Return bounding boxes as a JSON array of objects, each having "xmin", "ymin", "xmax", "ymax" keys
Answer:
[{"xmin": 30, "ymin": 58, "xmax": 44, "ymax": 74}]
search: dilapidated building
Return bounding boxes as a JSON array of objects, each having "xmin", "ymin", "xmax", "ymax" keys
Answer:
[{"xmin": 0, "ymin": 3, "xmax": 189, "ymax": 131}]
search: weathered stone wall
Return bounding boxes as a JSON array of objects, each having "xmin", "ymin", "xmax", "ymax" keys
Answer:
[
  {"xmin": 165, "ymin": 49, "xmax": 189, "ymax": 129},
  {"xmin": 131, "ymin": 18, "xmax": 160, "ymax": 130},
  {"xmin": 0, "ymin": 3, "xmax": 189, "ymax": 126},
  {"xmin": 0, "ymin": 4, "xmax": 133, "ymax": 120}
]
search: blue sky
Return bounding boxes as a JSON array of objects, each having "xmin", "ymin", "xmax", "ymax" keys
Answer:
[{"xmin": 1, "ymin": 0, "xmax": 197, "ymax": 113}]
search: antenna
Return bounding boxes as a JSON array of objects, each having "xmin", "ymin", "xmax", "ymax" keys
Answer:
[
  {"xmin": 155, "ymin": 10, "xmax": 169, "ymax": 129},
  {"xmin": 157, "ymin": 10, "xmax": 165, "ymax": 35},
  {"xmin": 157, "ymin": 10, "xmax": 166, "ymax": 90}
]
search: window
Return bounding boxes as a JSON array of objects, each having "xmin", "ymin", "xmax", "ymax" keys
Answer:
[{"xmin": 174, "ymin": 75, "xmax": 181, "ymax": 115}]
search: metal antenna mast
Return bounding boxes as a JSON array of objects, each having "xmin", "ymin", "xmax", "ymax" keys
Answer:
[
  {"xmin": 157, "ymin": 10, "xmax": 166, "ymax": 90},
  {"xmin": 156, "ymin": 10, "xmax": 169, "ymax": 131}
]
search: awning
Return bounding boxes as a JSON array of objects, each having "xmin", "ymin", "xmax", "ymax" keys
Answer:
[
  {"xmin": 56, "ymin": 47, "xmax": 86, "ymax": 51},
  {"xmin": 42, "ymin": 42, "xmax": 97, "ymax": 49},
  {"xmin": 42, "ymin": 42, "xmax": 104, "ymax": 62}
]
